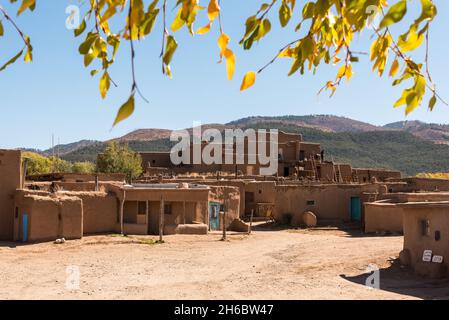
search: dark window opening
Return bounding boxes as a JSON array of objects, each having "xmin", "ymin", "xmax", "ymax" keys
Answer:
[
  {"xmin": 138, "ymin": 201, "xmax": 146, "ymax": 215},
  {"xmin": 421, "ymin": 219, "xmax": 430, "ymax": 236},
  {"xmin": 164, "ymin": 203, "xmax": 172, "ymax": 215},
  {"xmin": 435, "ymin": 230, "xmax": 441, "ymax": 241},
  {"xmin": 306, "ymin": 200, "xmax": 315, "ymax": 206},
  {"xmin": 299, "ymin": 150, "xmax": 305, "ymax": 161}
]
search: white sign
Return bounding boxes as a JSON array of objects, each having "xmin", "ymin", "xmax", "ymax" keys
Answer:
[
  {"xmin": 432, "ymin": 255, "xmax": 444, "ymax": 263},
  {"xmin": 423, "ymin": 250, "xmax": 433, "ymax": 262}
]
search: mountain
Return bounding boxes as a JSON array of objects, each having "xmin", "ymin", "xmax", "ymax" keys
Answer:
[
  {"xmin": 21, "ymin": 114, "xmax": 449, "ymax": 176},
  {"xmin": 227, "ymin": 115, "xmax": 380, "ymax": 133},
  {"xmin": 43, "ymin": 140, "xmax": 101, "ymax": 157},
  {"xmin": 383, "ymin": 120, "xmax": 449, "ymax": 145},
  {"xmin": 59, "ymin": 120, "xmax": 449, "ymax": 176}
]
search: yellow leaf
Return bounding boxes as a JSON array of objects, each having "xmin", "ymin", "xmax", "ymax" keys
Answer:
[
  {"xmin": 207, "ymin": 0, "xmax": 220, "ymax": 22},
  {"xmin": 218, "ymin": 33, "xmax": 230, "ymax": 58},
  {"xmin": 99, "ymin": 72, "xmax": 110, "ymax": 99},
  {"xmin": 336, "ymin": 65, "xmax": 346, "ymax": 79},
  {"xmin": 345, "ymin": 64, "xmax": 353, "ymax": 81},
  {"xmin": 171, "ymin": 8, "xmax": 185, "ymax": 32},
  {"xmin": 113, "ymin": 95, "xmax": 135, "ymax": 126},
  {"xmin": 279, "ymin": 47, "xmax": 295, "ymax": 58},
  {"xmin": 240, "ymin": 71, "xmax": 256, "ymax": 91},
  {"xmin": 223, "ymin": 48, "xmax": 235, "ymax": 80},
  {"xmin": 197, "ymin": 22, "xmax": 212, "ymax": 35},
  {"xmin": 389, "ymin": 59, "xmax": 399, "ymax": 77},
  {"xmin": 17, "ymin": 0, "xmax": 35, "ymax": 16}
]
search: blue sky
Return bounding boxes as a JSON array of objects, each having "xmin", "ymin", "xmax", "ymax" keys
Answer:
[{"xmin": 0, "ymin": 0, "xmax": 448, "ymax": 150}]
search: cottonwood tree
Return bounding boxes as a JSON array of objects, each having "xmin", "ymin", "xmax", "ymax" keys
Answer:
[
  {"xmin": 0, "ymin": 0, "xmax": 446, "ymax": 125},
  {"xmin": 96, "ymin": 141, "xmax": 143, "ymax": 181}
]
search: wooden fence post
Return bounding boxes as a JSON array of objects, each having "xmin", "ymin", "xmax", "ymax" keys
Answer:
[
  {"xmin": 248, "ymin": 209, "xmax": 254, "ymax": 235},
  {"xmin": 159, "ymin": 197, "xmax": 164, "ymax": 242}
]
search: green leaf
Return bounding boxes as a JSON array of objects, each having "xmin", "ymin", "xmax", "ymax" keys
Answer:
[
  {"xmin": 379, "ymin": 0, "xmax": 407, "ymax": 29},
  {"xmin": 279, "ymin": 3, "xmax": 292, "ymax": 27},
  {"xmin": 0, "ymin": 21, "xmax": 4, "ymax": 37},
  {"xmin": 163, "ymin": 35, "xmax": 178, "ymax": 66},
  {"xmin": 113, "ymin": 95, "xmax": 135, "ymax": 126},
  {"xmin": 428, "ymin": 95, "xmax": 437, "ymax": 111},
  {"xmin": 74, "ymin": 19, "xmax": 87, "ymax": 37},
  {"xmin": 0, "ymin": 50, "xmax": 24, "ymax": 72}
]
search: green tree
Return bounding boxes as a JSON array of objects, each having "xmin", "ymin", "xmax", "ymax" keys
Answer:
[
  {"xmin": 0, "ymin": 0, "xmax": 446, "ymax": 123},
  {"xmin": 23, "ymin": 152, "xmax": 52, "ymax": 176},
  {"xmin": 96, "ymin": 141, "xmax": 143, "ymax": 182},
  {"xmin": 22, "ymin": 152, "xmax": 74, "ymax": 175},
  {"xmin": 72, "ymin": 161, "xmax": 96, "ymax": 174}
]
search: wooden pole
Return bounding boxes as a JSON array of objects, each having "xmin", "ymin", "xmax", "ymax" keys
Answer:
[
  {"xmin": 120, "ymin": 199, "xmax": 125, "ymax": 235},
  {"xmin": 145, "ymin": 200, "xmax": 149, "ymax": 233},
  {"xmin": 159, "ymin": 197, "xmax": 164, "ymax": 242},
  {"xmin": 248, "ymin": 209, "xmax": 254, "ymax": 235},
  {"xmin": 119, "ymin": 189, "xmax": 126, "ymax": 235},
  {"xmin": 221, "ymin": 210, "xmax": 226, "ymax": 241}
]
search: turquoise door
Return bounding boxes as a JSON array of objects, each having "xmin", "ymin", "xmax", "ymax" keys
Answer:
[
  {"xmin": 22, "ymin": 213, "xmax": 28, "ymax": 242},
  {"xmin": 209, "ymin": 203, "xmax": 220, "ymax": 231},
  {"xmin": 350, "ymin": 197, "xmax": 361, "ymax": 221}
]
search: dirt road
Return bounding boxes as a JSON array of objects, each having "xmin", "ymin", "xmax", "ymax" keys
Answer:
[{"xmin": 1, "ymin": 228, "xmax": 448, "ymax": 299}]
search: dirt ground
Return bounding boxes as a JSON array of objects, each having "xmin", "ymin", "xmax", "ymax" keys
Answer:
[{"xmin": 1, "ymin": 227, "xmax": 449, "ymax": 300}]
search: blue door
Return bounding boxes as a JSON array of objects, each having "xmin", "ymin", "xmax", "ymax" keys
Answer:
[
  {"xmin": 350, "ymin": 197, "xmax": 361, "ymax": 221},
  {"xmin": 22, "ymin": 213, "xmax": 28, "ymax": 242},
  {"xmin": 209, "ymin": 203, "xmax": 220, "ymax": 231}
]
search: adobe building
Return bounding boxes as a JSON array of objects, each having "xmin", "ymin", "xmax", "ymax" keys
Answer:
[
  {"xmin": 0, "ymin": 150, "xmax": 22, "ymax": 240},
  {"xmin": 137, "ymin": 131, "xmax": 401, "ymax": 182}
]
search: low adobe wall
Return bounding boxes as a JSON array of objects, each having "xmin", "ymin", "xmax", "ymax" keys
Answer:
[
  {"xmin": 274, "ymin": 184, "xmax": 378, "ymax": 224},
  {"xmin": 58, "ymin": 191, "xmax": 118, "ymax": 234},
  {"xmin": 14, "ymin": 193, "xmax": 83, "ymax": 242},
  {"xmin": 364, "ymin": 202, "xmax": 404, "ymax": 233}
]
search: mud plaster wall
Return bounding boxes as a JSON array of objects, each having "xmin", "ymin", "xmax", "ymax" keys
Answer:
[
  {"xmin": 147, "ymin": 200, "xmax": 207, "ymax": 234},
  {"xmin": 59, "ymin": 192, "xmax": 118, "ymax": 234},
  {"xmin": 209, "ymin": 186, "xmax": 240, "ymax": 227},
  {"xmin": 0, "ymin": 150, "xmax": 22, "ymax": 240},
  {"xmin": 403, "ymin": 205, "xmax": 449, "ymax": 270},
  {"xmin": 274, "ymin": 184, "xmax": 379, "ymax": 223},
  {"xmin": 15, "ymin": 195, "xmax": 83, "ymax": 242},
  {"xmin": 364, "ymin": 203, "xmax": 404, "ymax": 233}
]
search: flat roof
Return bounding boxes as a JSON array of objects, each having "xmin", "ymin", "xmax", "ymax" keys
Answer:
[{"xmin": 123, "ymin": 183, "xmax": 210, "ymax": 190}]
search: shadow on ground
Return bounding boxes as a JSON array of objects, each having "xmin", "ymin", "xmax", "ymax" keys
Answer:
[
  {"xmin": 252, "ymin": 221, "xmax": 402, "ymax": 238},
  {"xmin": 340, "ymin": 259, "xmax": 449, "ymax": 300}
]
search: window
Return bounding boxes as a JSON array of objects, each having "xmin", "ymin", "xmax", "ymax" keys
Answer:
[
  {"xmin": 306, "ymin": 200, "xmax": 315, "ymax": 206},
  {"xmin": 421, "ymin": 219, "xmax": 430, "ymax": 236},
  {"xmin": 258, "ymin": 189, "xmax": 262, "ymax": 194},
  {"xmin": 138, "ymin": 201, "xmax": 146, "ymax": 215},
  {"xmin": 164, "ymin": 203, "xmax": 172, "ymax": 215}
]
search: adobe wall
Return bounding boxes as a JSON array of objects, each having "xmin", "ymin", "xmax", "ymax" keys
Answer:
[
  {"xmin": 400, "ymin": 178, "xmax": 449, "ymax": 192},
  {"xmin": 208, "ymin": 185, "xmax": 241, "ymax": 227},
  {"xmin": 14, "ymin": 193, "xmax": 83, "ymax": 242},
  {"xmin": 364, "ymin": 202, "xmax": 404, "ymax": 233},
  {"xmin": 402, "ymin": 203, "xmax": 449, "ymax": 276},
  {"xmin": 147, "ymin": 200, "xmax": 207, "ymax": 234},
  {"xmin": 58, "ymin": 191, "xmax": 118, "ymax": 234},
  {"xmin": 0, "ymin": 150, "xmax": 22, "ymax": 240},
  {"xmin": 274, "ymin": 184, "xmax": 379, "ymax": 224}
]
